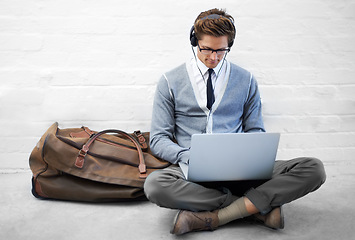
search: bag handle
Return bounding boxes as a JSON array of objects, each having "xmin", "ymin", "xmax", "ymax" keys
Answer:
[
  {"xmin": 71, "ymin": 127, "xmax": 148, "ymax": 151},
  {"xmin": 75, "ymin": 129, "xmax": 147, "ymax": 179}
]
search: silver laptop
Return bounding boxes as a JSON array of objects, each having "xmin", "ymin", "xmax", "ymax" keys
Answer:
[{"xmin": 179, "ymin": 132, "xmax": 280, "ymax": 182}]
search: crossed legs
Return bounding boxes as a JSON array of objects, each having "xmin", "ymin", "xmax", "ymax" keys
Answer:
[{"xmin": 144, "ymin": 157, "xmax": 326, "ymax": 235}]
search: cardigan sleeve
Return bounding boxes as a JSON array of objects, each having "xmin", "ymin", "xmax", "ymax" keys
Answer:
[
  {"xmin": 242, "ymin": 74, "xmax": 266, "ymax": 133},
  {"xmin": 149, "ymin": 75, "xmax": 190, "ymax": 164}
]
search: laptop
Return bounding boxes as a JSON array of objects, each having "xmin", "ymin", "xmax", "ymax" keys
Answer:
[{"xmin": 179, "ymin": 132, "xmax": 280, "ymax": 182}]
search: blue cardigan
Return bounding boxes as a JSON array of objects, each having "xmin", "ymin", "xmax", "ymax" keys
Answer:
[{"xmin": 150, "ymin": 62, "xmax": 265, "ymax": 164}]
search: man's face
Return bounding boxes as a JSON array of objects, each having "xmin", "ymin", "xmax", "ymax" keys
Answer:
[{"xmin": 196, "ymin": 35, "xmax": 229, "ymax": 69}]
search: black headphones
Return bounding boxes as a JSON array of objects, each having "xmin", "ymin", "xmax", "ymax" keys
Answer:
[{"xmin": 189, "ymin": 14, "xmax": 236, "ymax": 48}]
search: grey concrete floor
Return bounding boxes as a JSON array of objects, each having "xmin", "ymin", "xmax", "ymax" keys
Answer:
[{"xmin": 1, "ymin": 162, "xmax": 354, "ymax": 240}]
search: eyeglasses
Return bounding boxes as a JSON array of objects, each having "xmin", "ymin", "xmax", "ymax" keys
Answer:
[{"xmin": 197, "ymin": 43, "xmax": 230, "ymax": 55}]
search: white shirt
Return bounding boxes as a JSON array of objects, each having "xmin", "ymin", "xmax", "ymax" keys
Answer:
[
  {"xmin": 186, "ymin": 53, "xmax": 231, "ymax": 133},
  {"xmin": 188, "ymin": 56, "xmax": 229, "ymax": 107}
]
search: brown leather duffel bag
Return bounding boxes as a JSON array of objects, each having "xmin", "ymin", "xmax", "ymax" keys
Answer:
[{"xmin": 29, "ymin": 122, "xmax": 170, "ymax": 202}]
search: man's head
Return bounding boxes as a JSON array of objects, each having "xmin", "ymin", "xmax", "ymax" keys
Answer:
[{"xmin": 190, "ymin": 8, "xmax": 236, "ymax": 69}]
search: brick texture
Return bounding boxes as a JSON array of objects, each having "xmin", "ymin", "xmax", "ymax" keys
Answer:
[{"xmin": 1, "ymin": 0, "xmax": 354, "ymax": 169}]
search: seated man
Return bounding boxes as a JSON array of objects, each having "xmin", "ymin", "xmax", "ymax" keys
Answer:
[{"xmin": 144, "ymin": 8, "xmax": 326, "ymax": 235}]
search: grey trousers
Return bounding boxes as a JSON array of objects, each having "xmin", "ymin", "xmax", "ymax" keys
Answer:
[{"xmin": 144, "ymin": 157, "xmax": 326, "ymax": 215}]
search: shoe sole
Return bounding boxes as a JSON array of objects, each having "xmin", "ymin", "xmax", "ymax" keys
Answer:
[
  {"xmin": 268, "ymin": 207, "xmax": 284, "ymax": 230},
  {"xmin": 250, "ymin": 206, "xmax": 285, "ymax": 230},
  {"xmin": 279, "ymin": 206, "xmax": 285, "ymax": 229},
  {"xmin": 170, "ymin": 210, "xmax": 183, "ymax": 234}
]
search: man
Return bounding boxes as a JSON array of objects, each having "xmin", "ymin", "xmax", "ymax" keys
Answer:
[{"xmin": 144, "ymin": 8, "xmax": 326, "ymax": 235}]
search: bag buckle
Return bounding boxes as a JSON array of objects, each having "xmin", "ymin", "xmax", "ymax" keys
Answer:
[
  {"xmin": 75, "ymin": 145, "xmax": 89, "ymax": 169},
  {"xmin": 134, "ymin": 130, "xmax": 148, "ymax": 150}
]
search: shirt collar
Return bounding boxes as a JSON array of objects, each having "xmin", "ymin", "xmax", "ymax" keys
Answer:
[{"xmin": 195, "ymin": 56, "xmax": 226, "ymax": 76}]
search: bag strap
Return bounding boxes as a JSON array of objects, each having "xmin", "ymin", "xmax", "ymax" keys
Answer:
[{"xmin": 74, "ymin": 129, "xmax": 147, "ymax": 179}]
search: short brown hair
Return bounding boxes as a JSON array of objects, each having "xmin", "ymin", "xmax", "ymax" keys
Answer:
[{"xmin": 194, "ymin": 8, "xmax": 236, "ymax": 47}]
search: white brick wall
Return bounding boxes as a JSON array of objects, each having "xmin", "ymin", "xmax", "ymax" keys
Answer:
[{"xmin": 1, "ymin": 0, "xmax": 354, "ymax": 170}]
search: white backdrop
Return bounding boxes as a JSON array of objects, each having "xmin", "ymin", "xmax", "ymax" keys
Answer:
[{"xmin": 0, "ymin": 0, "xmax": 354, "ymax": 169}]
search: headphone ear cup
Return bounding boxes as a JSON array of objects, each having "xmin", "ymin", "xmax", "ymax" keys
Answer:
[
  {"xmin": 228, "ymin": 40, "xmax": 234, "ymax": 48},
  {"xmin": 191, "ymin": 34, "xmax": 197, "ymax": 47},
  {"xmin": 190, "ymin": 26, "xmax": 198, "ymax": 47}
]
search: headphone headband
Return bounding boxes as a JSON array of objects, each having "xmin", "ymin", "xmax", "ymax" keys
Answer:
[
  {"xmin": 202, "ymin": 14, "xmax": 222, "ymax": 20},
  {"xmin": 190, "ymin": 14, "xmax": 236, "ymax": 47}
]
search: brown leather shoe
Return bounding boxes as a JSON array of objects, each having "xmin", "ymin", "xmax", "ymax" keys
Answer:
[
  {"xmin": 253, "ymin": 207, "xmax": 284, "ymax": 229},
  {"xmin": 170, "ymin": 210, "xmax": 219, "ymax": 235}
]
